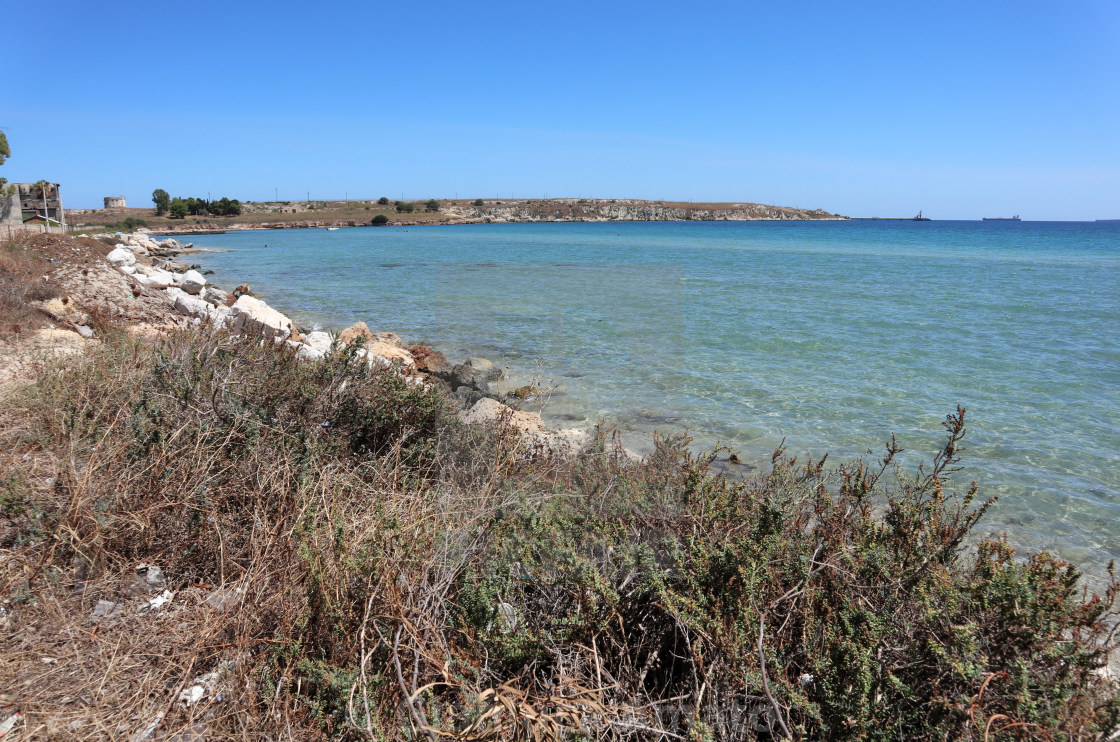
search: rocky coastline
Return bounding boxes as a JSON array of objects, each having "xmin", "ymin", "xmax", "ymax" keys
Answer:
[
  {"xmin": 64, "ymin": 230, "xmax": 605, "ymax": 460},
  {"xmin": 91, "ymin": 198, "xmax": 846, "ymax": 235}
]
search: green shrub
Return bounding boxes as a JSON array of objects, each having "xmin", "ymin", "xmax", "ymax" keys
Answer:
[
  {"xmin": 395, "ymin": 202, "xmax": 414, "ymax": 213},
  {"xmin": 104, "ymin": 216, "xmax": 148, "ymax": 231},
  {"xmin": 377, "ymin": 196, "xmax": 389, "ymax": 205},
  {"xmin": 371, "ymin": 214, "xmax": 389, "ymax": 226},
  {"xmin": 472, "ymin": 199, "xmax": 485, "ymax": 207},
  {"xmin": 6, "ymin": 327, "xmax": 1117, "ymax": 741}
]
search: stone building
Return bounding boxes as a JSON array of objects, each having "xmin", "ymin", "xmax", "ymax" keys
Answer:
[
  {"xmin": 104, "ymin": 195, "xmax": 127, "ymax": 210},
  {"xmin": 1, "ymin": 181, "xmax": 66, "ymax": 237}
]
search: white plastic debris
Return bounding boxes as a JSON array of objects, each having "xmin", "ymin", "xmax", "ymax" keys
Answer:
[
  {"xmin": 0, "ymin": 713, "xmax": 22, "ymax": 737},
  {"xmin": 139, "ymin": 589, "xmax": 173, "ymax": 613},
  {"xmin": 178, "ymin": 671, "xmax": 220, "ymax": 706}
]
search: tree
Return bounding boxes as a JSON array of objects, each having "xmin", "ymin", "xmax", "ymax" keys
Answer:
[
  {"xmin": 396, "ymin": 202, "xmax": 415, "ymax": 213},
  {"xmin": 377, "ymin": 196, "xmax": 389, "ymax": 205},
  {"xmin": 169, "ymin": 198, "xmax": 188, "ymax": 219},
  {"xmin": 425, "ymin": 199, "xmax": 440, "ymax": 212},
  {"xmin": 472, "ymin": 198, "xmax": 484, "ymax": 207},
  {"xmin": 371, "ymin": 214, "xmax": 389, "ymax": 226},
  {"xmin": 0, "ymin": 131, "xmax": 8, "ymax": 190},
  {"xmin": 152, "ymin": 189, "xmax": 170, "ymax": 215}
]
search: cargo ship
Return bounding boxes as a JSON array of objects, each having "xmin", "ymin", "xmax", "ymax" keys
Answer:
[{"xmin": 983, "ymin": 215, "xmax": 1021, "ymax": 221}]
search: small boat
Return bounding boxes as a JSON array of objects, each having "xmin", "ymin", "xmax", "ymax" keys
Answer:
[
  {"xmin": 982, "ymin": 215, "xmax": 1021, "ymax": 221},
  {"xmin": 325, "ymin": 226, "xmax": 340, "ymax": 231}
]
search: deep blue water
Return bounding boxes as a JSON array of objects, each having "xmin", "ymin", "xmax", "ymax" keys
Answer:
[{"xmin": 183, "ymin": 220, "xmax": 1120, "ymax": 579}]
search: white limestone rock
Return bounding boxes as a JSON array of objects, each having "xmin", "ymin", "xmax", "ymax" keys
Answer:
[
  {"xmin": 166, "ymin": 287, "xmax": 211, "ymax": 319},
  {"xmin": 230, "ymin": 295, "xmax": 294, "ymax": 339},
  {"xmin": 367, "ymin": 341, "xmax": 415, "ymax": 369},
  {"xmin": 133, "ymin": 268, "xmax": 178, "ymax": 287},
  {"xmin": 302, "ymin": 331, "xmax": 333, "ymax": 354},
  {"xmin": 208, "ymin": 303, "xmax": 232, "ymax": 326},
  {"xmin": 106, "ymin": 247, "xmax": 136, "ymax": 266},
  {"xmin": 296, "ymin": 343, "xmax": 326, "ymax": 361},
  {"xmin": 180, "ymin": 270, "xmax": 206, "ymax": 295}
]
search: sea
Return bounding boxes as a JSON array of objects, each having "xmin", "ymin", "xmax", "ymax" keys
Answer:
[{"xmin": 182, "ymin": 220, "xmax": 1120, "ymax": 583}]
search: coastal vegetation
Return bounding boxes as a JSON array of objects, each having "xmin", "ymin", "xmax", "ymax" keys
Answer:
[
  {"xmin": 103, "ymin": 215, "xmax": 149, "ymax": 231},
  {"xmin": 152, "ymin": 192, "xmax": 243, "ymax": 219},
  {"xmin": 152, "ymin": 188, "xmax": 170, "ymax": 215},
  {"xmin": 64, "ymin": 198, "xmax": 845, "ymax": 234},
  {"xmin": 0, "ymin": 233, "xmax": 1116, "ymax": 739},
  {"xmin": 0, "ymin": 131, "xmax": 9, "ymax": 192}
]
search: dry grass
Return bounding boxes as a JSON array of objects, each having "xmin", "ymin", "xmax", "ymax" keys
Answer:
[
  {"xmin": 0, "ymin": 234, "xmax": 63, "ymax": 336},
  {"xmin": 0, "ymin": 327, "xmax": 1117, "ymax": 740}
]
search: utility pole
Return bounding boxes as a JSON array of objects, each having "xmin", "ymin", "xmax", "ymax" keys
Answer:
[{"xmin": 275, "ymin": 187, "xmax": 278, "ymax": 202}]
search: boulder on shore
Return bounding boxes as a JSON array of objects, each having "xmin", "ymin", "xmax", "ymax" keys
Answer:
[
  {"xmin": 203, "ymin": 286, "xmax": 230, "ymax": 306},
  {"xmin": 370, "ymin": 331, "xmax": 402, "ymax": 347},
  {"xmin": 230, "ymin": 295, "xmax": 294, "ymax": 339},
  {"xmin": 462, "ymin": 398, "xmax": 544, "ymax": 435},
  {"xmin": 106, "ymin": 247, "xmax": 136, "ymax": 267},
  {"xmin": 180, "ymin": 270, "xmax": 206, "ymax": 295},
  {"xmin": 364, "ymin": 341, "xmax": 416, "ymax": 369},
  {"xmin": 407, "ymin": 345, "xmax": 453, "ymax": 378},
  {"xmin": 338, "ymin": 321, "xmax": 373, "ymax": 346},
  {"xmin": 302, "ymin": 331, "xmax": 333, "ymax": 354}
]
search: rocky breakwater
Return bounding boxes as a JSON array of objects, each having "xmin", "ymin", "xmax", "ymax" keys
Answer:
[{"xmin": 98, "ymin": 235, "xmax": 600, "ymax": 461}]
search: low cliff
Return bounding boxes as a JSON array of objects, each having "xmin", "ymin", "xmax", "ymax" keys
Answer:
[{"xmin": 444, "ymin": 198, "xmax": 844, "ymax": 223}]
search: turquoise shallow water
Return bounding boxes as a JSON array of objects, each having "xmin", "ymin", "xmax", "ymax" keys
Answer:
[{"xmin": 182, "ymin": 220, "xmax": 1120, "ymax": 578}]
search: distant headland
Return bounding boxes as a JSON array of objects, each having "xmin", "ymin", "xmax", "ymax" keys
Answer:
[{"xmin": 66, "ymin": 197, "xmax": 846, "ymax": 234}]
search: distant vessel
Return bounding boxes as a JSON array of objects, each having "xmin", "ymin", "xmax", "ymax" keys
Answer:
[
  {"xmin": 983, "ymin": 215, "xmax": 1021, "ymax": 221},
  {"xmin": 325, "ymin": 226, "xmax": 340, "ymax": 231},
  {"xmin": 913, "ymin": 211, "xmax": 930, "ymax": 221}
]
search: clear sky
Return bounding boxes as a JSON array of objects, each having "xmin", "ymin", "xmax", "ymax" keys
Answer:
[{"xmin": 4, "ymin": 0, "xmax": 1118, "ymax": 219}]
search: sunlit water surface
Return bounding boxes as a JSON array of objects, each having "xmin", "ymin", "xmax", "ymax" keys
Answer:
[{"xmin": 181, "ymin": 220, "xmax": 1120, "ymax": 582}]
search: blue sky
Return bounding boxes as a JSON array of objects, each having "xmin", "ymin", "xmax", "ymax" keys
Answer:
[{"xmin": 3, "ymin": 0, "xmax": 1118, "ymax": 219}]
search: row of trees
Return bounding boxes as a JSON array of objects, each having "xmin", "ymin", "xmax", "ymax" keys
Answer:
[
  {"xmin": 152, "ymin": 189, "xmax": 242, "ymax": 219},
  {"xmin": 394, "ymin": 199, "xmax": 440, "ymax": 213}
]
